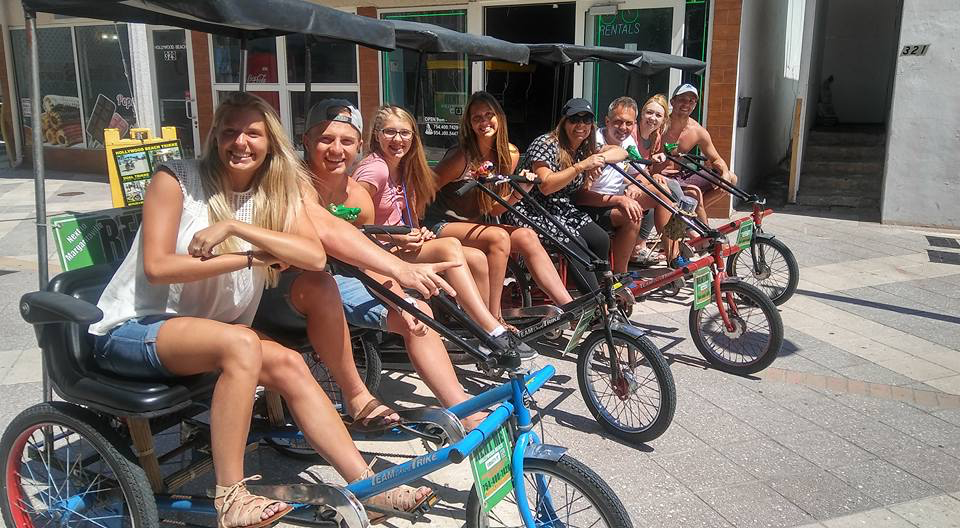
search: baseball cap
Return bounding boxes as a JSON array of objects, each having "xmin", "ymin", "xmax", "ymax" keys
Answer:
[
  {"xmin": 304, "ymin": 99, "xmax": 362, "ymax": 135},
  {"xmin": 561, "ymin": 98, "xmax": 595, "ymax": 119},
  {"xmin": 672, "ymin": 83, "xmax": 699, "ymax": 100}
]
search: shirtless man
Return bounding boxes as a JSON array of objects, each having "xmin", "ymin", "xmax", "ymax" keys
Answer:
[{"xmin": 662, "ymin": 84, "xmax": 738, "ymax": 223}]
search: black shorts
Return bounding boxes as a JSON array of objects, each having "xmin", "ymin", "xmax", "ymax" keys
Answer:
[{"xmin": 578, "ymin": 205, "xmax": 616, "ymax": 231}]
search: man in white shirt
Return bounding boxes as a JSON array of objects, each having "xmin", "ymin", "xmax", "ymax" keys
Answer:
[{"xmin": 576, "ymin": 97, "xmax": 662, "ymax": 267}]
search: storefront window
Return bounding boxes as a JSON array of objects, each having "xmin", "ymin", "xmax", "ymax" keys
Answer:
[
  {"xmin": 381, "ymin": 10, "xmax": 469, "ymax": 163},
  {"xmin": 591, "ymin": 9, "xmax": 673, "ymax": 120},
  {"xmin": 289, "ymin": 91, "xmax": 359, "ymax": 149},
  {"xmin": 11, "ymin": 27, "xmax": 83, "ymax": 148},
  {"xmin": 212, "ymin": 35, "xmax": 278, "ymax": 84},
  {"xmin": 286, "ymin": 35, "xmax": 357, "ymax": 84},
  {"xmin": 75, "ymin": 24, "xmax": 137, "ymax": 147}
]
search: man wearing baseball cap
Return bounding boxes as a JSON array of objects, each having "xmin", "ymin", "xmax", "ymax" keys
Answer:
[{"xmin": 661, "ymin": 83, "xmax": 738, "ymax": 223}]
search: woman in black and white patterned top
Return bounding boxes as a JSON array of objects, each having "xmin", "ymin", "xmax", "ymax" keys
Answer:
[{"xmin": 503, "ymin": 98, "xmax": 627, "ymax": 294}]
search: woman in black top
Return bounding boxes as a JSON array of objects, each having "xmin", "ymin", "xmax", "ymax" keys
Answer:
[{"xmin": 502, "ymin": 98, "xmax": 629, "ymax": 294}]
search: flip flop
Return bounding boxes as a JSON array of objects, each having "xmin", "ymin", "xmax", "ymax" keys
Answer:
[{"xmin": 344, "ymin": 398, "xmax": 401, "ymax": 434}]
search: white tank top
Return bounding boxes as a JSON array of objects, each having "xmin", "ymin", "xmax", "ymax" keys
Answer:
[{"xmin": 89, "ymin": 160, "xmax": 264, "ymax": 335}]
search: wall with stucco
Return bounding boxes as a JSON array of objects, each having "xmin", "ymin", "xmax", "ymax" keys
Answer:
[
  {"xmin": 881, "ymin": 0, "xmax": 960, "ymax": 228},
  {"xmin": 733, "ymin": 0, "xmax": 804, "ymax": 194}
]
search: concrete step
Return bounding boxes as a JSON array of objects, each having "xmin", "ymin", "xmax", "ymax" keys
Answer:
[
  {"xmin": 795, "ymin": 192, "xmax": 880, "ymax": 209},
  {"xmin": 798, "ymin": 177, "xmax": 878, "ymax": 194},
  {"xmin": 802, "ymin": 160, "xmax": 884, "ymax": 175},
  {"xmin": 805, "ymin": 144, "xmax": 885, "ymax": 162},
  {"xmin": 807, "ymin": 129, "xmax": 886, "ymax": 147}
]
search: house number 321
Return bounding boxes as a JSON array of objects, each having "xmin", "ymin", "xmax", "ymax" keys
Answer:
[{"xmin": 901, "ymin": 44, "xmax": 930, "ymax": 56}]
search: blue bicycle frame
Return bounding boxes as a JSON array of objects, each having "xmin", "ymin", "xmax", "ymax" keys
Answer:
[{"xmin": 154, "ymin": 365, "xmax": 563, "ymax": 528}]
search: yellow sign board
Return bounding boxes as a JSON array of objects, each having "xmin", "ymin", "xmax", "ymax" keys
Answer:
[{"xmin": 104, "ymin": 127, "xmax": 182, "ymax": 208}]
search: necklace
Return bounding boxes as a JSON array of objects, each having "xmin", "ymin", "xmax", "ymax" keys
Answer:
[{"xmin": 640, "ymin": 134, "xmax": 653, "ymax": 150}]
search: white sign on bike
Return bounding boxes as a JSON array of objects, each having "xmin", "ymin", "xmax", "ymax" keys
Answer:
[
  {"xmin": 693, "ymin": 267, "xmax": 712, "ymax": 310},
  {"xmin": 469, "ymin": 424, "xmax": 514, "ymax": 512},
  {"xmin": 736, "ymin": 220, "xmax": 755, "ymax": 250}
]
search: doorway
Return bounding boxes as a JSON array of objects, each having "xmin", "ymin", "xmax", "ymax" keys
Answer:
[
  {"xmin": 150, "ymin": 29, "xmax": 199, "ymax": 158},
  {"xmin": 583, "ymin": 1, "xmax": 684, "ymax": 121},
  {"xmin": 484, "ymin": 3, "xmax": 576, "ymax": 151}
]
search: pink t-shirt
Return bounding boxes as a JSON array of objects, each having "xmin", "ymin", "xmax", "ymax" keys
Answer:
[{"xmin": 351, "ymin": 153, "xmax": 413, "ymax": 226}]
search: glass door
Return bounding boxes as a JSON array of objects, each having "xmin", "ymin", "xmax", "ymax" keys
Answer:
[
  {"xmin": 584, "ymin": 1, "xmax": 684, "ymax": 117},
  {"xmin": 150, "ymin": 29, "xmax": 199, "ymax": 157}
]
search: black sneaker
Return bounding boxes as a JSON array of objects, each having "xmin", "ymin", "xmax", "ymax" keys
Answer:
[{"xmin": 479, "ymin": 332, "xmax": 538, "ymax": 361}]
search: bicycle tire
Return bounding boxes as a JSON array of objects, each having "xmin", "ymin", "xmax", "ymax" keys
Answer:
[
  {"xmin": 726, "ymin": 236, "xmax": 799, "ymax": 305},
  {"xmin": 268, "ymin": 333, "xmax": 382, "ymax": 460},
  {"xmin": 577, "ymin": 330, "xmax": 676, "ymax": 443},
  {"xmin": 465, "ymin": 454, "xmax": 632, "ymax": 528},
  {"xmin": 689, "ymin": 280, "xmax": 783, "ymax": 374},
  {"xmin": 1, "ymin": 402, "xmax": 158, "ymax": 528}
]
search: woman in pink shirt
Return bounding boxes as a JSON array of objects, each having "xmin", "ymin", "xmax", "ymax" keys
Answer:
[{"xmin": 353, "ymin": 105, "xmax": 532, "ymax": 352}]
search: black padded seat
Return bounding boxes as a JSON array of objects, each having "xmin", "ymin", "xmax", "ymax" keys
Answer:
[{"xmin": 37, "ymin": 263, "xmax": 218, "ymax": 418}]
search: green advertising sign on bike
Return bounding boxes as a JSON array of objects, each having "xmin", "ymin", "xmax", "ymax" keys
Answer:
[
  {"xmin": 736, "ymin": 220, "xmax": 755, "ymax": 250},
  {"xmin": 693, "ymin": 267, "xmax": 712, "ymax": 309},
  {"xmin": 51, "ymin": 207, "xmax": 143, "ymax": 272},
  {"xmin": 469, "ymin": 424, "xmax": 514, "ymax": 512}
]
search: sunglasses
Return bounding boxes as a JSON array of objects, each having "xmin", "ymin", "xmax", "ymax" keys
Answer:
[{"xmin": 566, "ymin": 113, "xmax": 594, "ymax": 125}]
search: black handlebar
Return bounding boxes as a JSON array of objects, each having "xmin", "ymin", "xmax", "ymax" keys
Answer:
[
  {"xmin": 454, "ymin": 174, "xmax": 543, "ymax": 198},
  {"xmin": 360, "ymin": 224, "xmax": 412, "ymax": 235}
]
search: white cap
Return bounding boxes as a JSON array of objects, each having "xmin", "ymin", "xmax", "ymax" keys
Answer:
[{"xmin": 672, "ymin": 83, "xmax": 699, "ymax": 100}]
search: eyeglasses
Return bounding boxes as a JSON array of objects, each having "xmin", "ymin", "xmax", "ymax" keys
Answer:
[
  {"xmin": 566, "ymin": 114, "xmax": 594, "ymax": 125},
  {"xmin": 380, "ymin": 128, "xmax": 414, "ymax": 140}
]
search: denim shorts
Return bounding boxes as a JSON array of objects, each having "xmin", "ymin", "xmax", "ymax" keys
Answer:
[
  {"xmin": 333, "ymin": 275, "xmax": 389, "ymax": 330},
  {"xmin": 93, "ymin": 315, "xmax": 176, "ymax": 379}
]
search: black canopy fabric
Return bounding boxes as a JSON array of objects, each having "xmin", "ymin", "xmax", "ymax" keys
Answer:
[
  {"xmin": 391, "ymin": 19, "xmax": 529, "ymax": 64},
  {"xmin": 21, "ymin": 0, "xmax": 396, "ymax": 50},
  {"xmin": 527, "ymin": 43, "xmax": 705, "ymax": 75}
]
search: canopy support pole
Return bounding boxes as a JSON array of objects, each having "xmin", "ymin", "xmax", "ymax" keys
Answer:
[
  {"xmin": 239, "ymin": 35, "xmax": 248, "ymax": 92},
  {"xmin": 26, "ymin": 9, "xmax": 51, "ymax": 402},
  {"xmin": 552, "ymin": 66, "xmax": 560, "ymax": 121},
  {"xmin": 413, "ymin": 51, "xmax": 426, "ymax": 119},
  {"xmin": 304, "ymin": 37, "xmax": 312, "ymax": 116}
]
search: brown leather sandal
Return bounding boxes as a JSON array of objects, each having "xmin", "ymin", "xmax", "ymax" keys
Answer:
[
  {"xmin": 344, "ymin": 398, "xmax": 400, "ymax": 433},
  {"xmin": 355, "ymin": 465, "xmax": 436, "ymax": 524},
  {"xmin": 214, "ymin": 475, "xmax": 292, "ymax": 528}
]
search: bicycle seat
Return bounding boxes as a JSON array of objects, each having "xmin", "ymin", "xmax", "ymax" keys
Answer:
[{"xmin": 23, "ymin": 263, "xmax": 217, "ymax": 418}]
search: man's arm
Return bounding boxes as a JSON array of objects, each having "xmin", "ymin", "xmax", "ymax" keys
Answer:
[
  {"xmin": 696, "ymin": 126, "xmax": 735, "ymax": 183},
  {"xmin": 300, "ymin": 194, "xmax": 456, "ymax": 297}
]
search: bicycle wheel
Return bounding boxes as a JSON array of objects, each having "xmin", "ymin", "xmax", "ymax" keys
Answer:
[
  {"xmin": 465, "ymin": 454, "xmax": 632, "ymax": 528},
  {"xmin": 504, "ymin": 257, "xmax": 533, "ymax": 309},
  {"xmin": 726, "ymin": 236, "xmax": 799, "ymax": 305},
  {"xmin": 1, "ymin": 402, "xmax": 158, "ymax": 528},
  {"xmin": 576, "ymin": 330, "xmax": 676, "ymax": 443},
  {"xmin": 269, "ymin": 334, "xmax": 382, "ymax": 460},
  {"xmin": 689, "ymin": 281, "xmax": 783, "ymax": 374}
]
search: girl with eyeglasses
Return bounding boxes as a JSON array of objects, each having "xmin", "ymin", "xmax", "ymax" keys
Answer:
[
  {"xmin": 430, "ymin": 92, "xmax": 574, "ymax": 325},
  {"xmin": 353, "ymin": 104, "xmax": 534, "ymax": 354},
  {"xmin": 502, "ymin": 98, "xmax": 629, "ymax": 295}
]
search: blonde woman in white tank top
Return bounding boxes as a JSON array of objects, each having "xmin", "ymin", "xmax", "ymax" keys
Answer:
[{"xmin": 90, "ymin": 93, "xmax": 428, "ymax": 528}]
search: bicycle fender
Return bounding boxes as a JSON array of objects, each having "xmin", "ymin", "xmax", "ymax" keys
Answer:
[
  {"xmin": 755, "ymin": 232, "xmax": 776, "ymax": 242},
  {"xmin": 610, "ymin": 322, "xmax": 648, "ymax": 341},
  {"xmin": 523, "ymin": 442, "xmax": 568, "ymax": 462}
]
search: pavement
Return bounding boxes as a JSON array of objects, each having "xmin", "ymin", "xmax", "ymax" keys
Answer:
[{"xmin": 1, "ymin": 164, "xmax": 960, "ymax": 527}]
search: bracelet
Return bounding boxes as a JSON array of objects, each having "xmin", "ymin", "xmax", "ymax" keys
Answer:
[{"xmin": 245, "ymin": 250, "xmax": 253, "ymax": 269}]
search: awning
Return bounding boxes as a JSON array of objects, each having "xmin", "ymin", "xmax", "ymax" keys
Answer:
[
  {"xmin": 391, "ymin": 19, "xmax": 529, "ymax": 64},
  {"xmin": 21, "ymin": 0, "xmax": 396, "ymax": 50},
  {"xmin": 527, "ymin": 43, "xmax": 705, "ymax": 75}
]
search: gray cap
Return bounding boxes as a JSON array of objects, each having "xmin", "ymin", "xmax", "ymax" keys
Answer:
[{"xmin": 304, "ymin": 99, "xmax": 362, "ymax": 135}]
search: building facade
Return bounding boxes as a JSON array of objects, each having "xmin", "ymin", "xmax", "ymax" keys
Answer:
[{"xmin": 1, "ymin": 0, "xmax": 742, "ymax": 216}]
